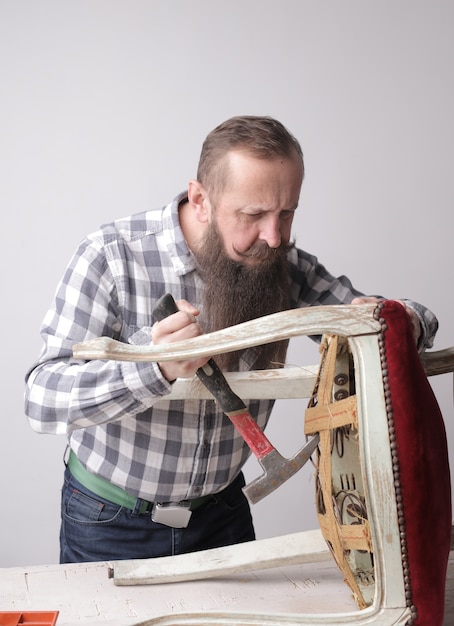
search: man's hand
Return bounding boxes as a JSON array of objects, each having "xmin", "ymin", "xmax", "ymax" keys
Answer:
[
  {"xmin": 151, "ymin": 299, "xmax": 209, "ymax": 382},
  {"xmin": 351, "ymin": 296, "xmax": 421, "ymax": 344}
]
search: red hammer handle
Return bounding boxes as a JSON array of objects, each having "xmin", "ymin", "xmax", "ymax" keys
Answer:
[{"xmin": 226, "ymin": 409, "xmax": 275, "ymax": 459}]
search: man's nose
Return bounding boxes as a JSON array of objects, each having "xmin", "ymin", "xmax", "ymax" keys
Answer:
[{"xmin": 259, "ymin": 217, "xmax": 281, "ymax": 249}]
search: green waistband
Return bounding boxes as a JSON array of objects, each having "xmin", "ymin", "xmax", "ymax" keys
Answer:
[
  {"xmin": 67, "ymin": 450, "xmax": 213, "ymax": 513},
  {"xmin": 68, "ymin": 450, "xmax": 150, "ymax": 512}
]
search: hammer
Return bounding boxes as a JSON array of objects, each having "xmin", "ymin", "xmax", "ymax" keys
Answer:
[{"xmin": 153, "ymin": 293, "xmax": 319, "ymax": 504}]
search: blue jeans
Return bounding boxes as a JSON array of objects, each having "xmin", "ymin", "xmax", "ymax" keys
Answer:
[{"xmin": 60, "ymin": 466, "xmax": 255, "ymax": 563}]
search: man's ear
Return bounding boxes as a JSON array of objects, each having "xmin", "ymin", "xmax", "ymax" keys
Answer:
[{"xmin": 187, "ymin": 180, "xmax": 211, "ymax": 223}]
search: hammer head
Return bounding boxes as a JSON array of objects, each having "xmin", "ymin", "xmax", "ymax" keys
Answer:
[{"xmin": 243, "ymin": 434, "xmax": 319, "ymax": 504}]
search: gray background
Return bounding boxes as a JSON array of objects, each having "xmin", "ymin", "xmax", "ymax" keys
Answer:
[{"xmin": 1, "ymin": 0, "xmax": 452, "ymax": 567}]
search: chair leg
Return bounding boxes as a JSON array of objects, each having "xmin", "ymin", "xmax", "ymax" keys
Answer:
[{"xmin": 111, "ymin": 529, "xmax": 330, "ymax": 586}]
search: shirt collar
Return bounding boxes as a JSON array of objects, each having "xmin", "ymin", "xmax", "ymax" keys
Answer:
[{"xmin": 163, "ymin": 192, "xmax": 197, "ymax": 277}]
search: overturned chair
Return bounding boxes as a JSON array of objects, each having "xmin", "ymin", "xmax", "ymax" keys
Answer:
[{"xmin": 74, "ymin": 300, "xmax": 453, "ymax": 626}]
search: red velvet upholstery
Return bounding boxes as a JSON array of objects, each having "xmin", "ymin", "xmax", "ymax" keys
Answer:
[{"xmin": 380, "ymin": 300, "xmax": 451, "ymax": 625}]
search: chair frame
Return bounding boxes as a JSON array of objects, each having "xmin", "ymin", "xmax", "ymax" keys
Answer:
[{"xmin": 73, "ymin": 304, "xmax": 454, "ymax": 626}]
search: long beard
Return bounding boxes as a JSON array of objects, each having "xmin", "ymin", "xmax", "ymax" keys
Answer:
[{"xmin": 193, "ymin": 221, "xmax": 293, "ymax": 371}]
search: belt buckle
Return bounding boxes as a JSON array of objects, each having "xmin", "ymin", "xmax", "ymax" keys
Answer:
[{"xmin": 151, "ymin": 502, "xmax": 192, "ymax": 528}]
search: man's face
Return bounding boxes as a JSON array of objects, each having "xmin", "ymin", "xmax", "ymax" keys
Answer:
[
  {"xmin": 205, "ymin": 150, "xmax": 303, "ymax": 264},
  {"xmin": 191, "ymin": 149, "xmax": 302, "ymax": 370}
]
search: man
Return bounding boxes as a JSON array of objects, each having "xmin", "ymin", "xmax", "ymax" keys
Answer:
[{"xmin": 24, "ymin": 116, "xmax": 438, "ymax": 563}]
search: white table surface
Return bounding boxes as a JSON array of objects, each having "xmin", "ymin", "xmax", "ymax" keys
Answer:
[{"xmin": 1, "ymin": 553, "xmax": 453, "ymax": 625}]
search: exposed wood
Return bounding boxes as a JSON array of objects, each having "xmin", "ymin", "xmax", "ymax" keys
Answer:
[{"xmin": 422, "ymin": 346, "xmax": 454, "ymax": 376}]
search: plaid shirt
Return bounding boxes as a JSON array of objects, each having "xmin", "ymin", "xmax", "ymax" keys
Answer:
[{"xmin": 24, "ymin": 193, "xmax": 438, "ymax": 502}]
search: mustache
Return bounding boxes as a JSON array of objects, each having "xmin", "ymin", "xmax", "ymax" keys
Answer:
[{"xmin": 233, "ymin": 240, "xmax": 295, "ymax": 262}]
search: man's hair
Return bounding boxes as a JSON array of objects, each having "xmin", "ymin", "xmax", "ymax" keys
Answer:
[{"xmin": 197, "ymin": 115, "xmax": 304, "ymax": 200}]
